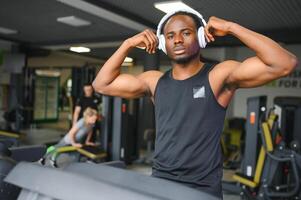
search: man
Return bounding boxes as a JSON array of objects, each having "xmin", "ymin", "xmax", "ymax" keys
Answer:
[
  {"xmin": 73, "ymin": 83, "xmax": 101, "ymax": 143},
  {"xmin": 72, "ymin": 83, "xmax": 100, "ymax": 126},
  {"xmin": 92, "ymin": 8, "xmax": 297, "ymax": 199}
]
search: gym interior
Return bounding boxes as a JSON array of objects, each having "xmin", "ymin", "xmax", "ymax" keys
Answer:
[{"xmin": 0, "ymin": 1, "xmax": 301, "ymax": 200}]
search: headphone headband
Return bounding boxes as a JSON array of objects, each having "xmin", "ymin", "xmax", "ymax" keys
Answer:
[{"xmin": 156, "ymin": 8, "xmax": 207, "ymax": 38}]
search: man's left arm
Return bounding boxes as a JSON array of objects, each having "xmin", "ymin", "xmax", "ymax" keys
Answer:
[{"xmin": 205, "ymin": 17, "xmax": 298, "ymax": 88}]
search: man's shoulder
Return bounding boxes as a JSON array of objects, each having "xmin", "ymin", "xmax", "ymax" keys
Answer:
[
  {"xmin": 209, "ymin": 60, "xmax": 240, "ymax": 77},
  {"xmin": 92, "ymin": 95, "xmax": 101, "ymax": 105},
  {"xmin": 137, "ymin": 70, "xmax": 164, "ymax": 83},
  {"xmin": 208, "ymin": 60, "xmax": 241, "ymax": 95},
  {"xmin": 137, "ymin": 70, "xmax": 164, "ymax": 97},
  {"xmin": 214, "ymin": 60, "xmax": 239, "ymax": 68},
  {"xmin": 140, "ymin": 70, "xmax": 164, "ymax": 77},
  {"xmin": 76, "ymin": 97, "xmax": 84, "ymax": 105}
]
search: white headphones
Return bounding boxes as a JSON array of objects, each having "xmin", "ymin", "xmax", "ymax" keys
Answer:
[{"xmin": 156, "ymin": 8, "xmax": 207, "ymax": 54}]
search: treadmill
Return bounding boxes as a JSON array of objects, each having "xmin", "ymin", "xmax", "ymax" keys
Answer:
[{"xmin": 5, "ymin": 162, "xmax": 219, "ymax": 200}]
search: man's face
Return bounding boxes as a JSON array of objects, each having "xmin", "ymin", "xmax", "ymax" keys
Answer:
[
  {"xmin": 163, "ymin": 15, "xmax": 200, "ymax": 64},
  {"xmin": 83, "ymin": 85, "xmax": 93, "ymax": 97}
]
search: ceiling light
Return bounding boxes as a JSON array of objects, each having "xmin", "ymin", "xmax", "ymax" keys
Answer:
[
  {"xmin": 57, "ymin": 16, "xmax": 91, "ymax": 27},
  {"xmin": 154, "ymin": 1, "xmax": 193, "ymax": 13},
  {"xmin": 36, "ymin": 70, "xmax": 61, "ymax": 77},
  {"xmin": 122, "ymin": 62, "xmax": 133, "ymax": 67},
  {"xmin": 44, "ymin": 41, "xmax": 122, "ymax": 50},
  {"xmin": 57, "ymin": 0, "xmax": 150, "ymax": 31},
  {"xmin": 122, "ymin": 57, "xmax": 134, "ymax": 67},
  {"xmin": 124, "ymin": 57, "xmax": 133, "ymax": 63},
  {"xmin": 0, "ymin": 26, "xmax": 18, "ymax": 34},
  {"xmin": 69, "ymin": 46, "xmax": 91, "ymax": 53}
]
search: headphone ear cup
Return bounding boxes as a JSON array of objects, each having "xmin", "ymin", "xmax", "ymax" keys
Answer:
[
  {"xmin": 158, "ymin": 34, "xmax": 166, "ymax": 54},
  {"xmin": 197, "ymin": 27, "xmax": 207, "ymax": 48}
]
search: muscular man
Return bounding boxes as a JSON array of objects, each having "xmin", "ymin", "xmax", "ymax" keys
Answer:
[{"xmin": 92, "ymin": 8, "xmax": 297, "ymax": 199}]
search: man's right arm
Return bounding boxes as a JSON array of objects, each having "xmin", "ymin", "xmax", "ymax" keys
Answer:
[
  {"xmin": 72, "ymin": 106, "xmax": 81, "ymax": 126},
  {"xmin": 92, "ymin": 30, "xmax": 159, "ymax": 99}
]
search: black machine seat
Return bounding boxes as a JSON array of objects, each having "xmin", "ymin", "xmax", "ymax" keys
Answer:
[
  {"xmin": 10, "ymin": 145, "xmax": 46, "ymax": 162},
  {"xmin": 5, "ymin": 162, "xmax": 219, "ymax": 200}
]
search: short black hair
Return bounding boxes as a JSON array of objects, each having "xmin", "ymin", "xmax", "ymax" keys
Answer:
[
  {"xmin": 83, "ymin": 82, "xmax": 92, "ymax": 87},
  {"xmin": 160, "ymin": 11, "xmax": 203, "ymax": 34}
]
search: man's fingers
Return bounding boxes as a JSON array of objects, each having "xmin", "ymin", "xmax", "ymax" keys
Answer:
[
  {"xmin": 148, "ymin": 30, "xmax": 159, "ymax": 53},
  {"xmin": 144, "ymin": 30, "xmax": 157, "ymax": 53},
  {"xmin": 142, "ymin": 34, "xmax": 151, "ymax": 52},
  {"xmin": 204, "ymin": 33, "xmax": 210, "ymax": 43},
  {"xmin": 144, "ymin": 31, "xmax": 154, "ymax": 53},
  {"xmin": 205, "ymin": 24, "xmax": 216, "ymax": 42},
  {"xmin": 136, "ymin": 29, "xmax": 158, "ymax": 53},
  {"xmin": 204, "ymin": 25, "xmax": 212, "ymax": 42}
]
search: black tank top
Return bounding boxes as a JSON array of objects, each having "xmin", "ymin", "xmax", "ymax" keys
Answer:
[{"xmin": 152, "ymin": 63, "xmax": 226, "ymax": 188}]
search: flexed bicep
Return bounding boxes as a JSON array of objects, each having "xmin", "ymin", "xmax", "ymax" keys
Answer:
[
  {"xmin": 93, "ymin": 29, "xmax": 159, "ymax": 99},
  {"xmin": 226, "ymin": 57, "xmax": 289, "ymax": 88},
  {"xmin": 98, "ymin": 73, "xmax": 150, "ymax": 99}
]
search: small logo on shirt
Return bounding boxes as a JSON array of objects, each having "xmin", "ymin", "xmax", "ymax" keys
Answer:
[{"xmin": 193, "ymin": 86, "xmax": 205, "ymax": 98}]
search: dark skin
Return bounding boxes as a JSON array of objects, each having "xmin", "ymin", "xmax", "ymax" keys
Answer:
[
  {"xmin": 165, "ymin": 17, "xmax": 201, "ymax": 65},
  {"xmin": 92, "ymin": 14, "xmax": 297, "ymax": 108}
]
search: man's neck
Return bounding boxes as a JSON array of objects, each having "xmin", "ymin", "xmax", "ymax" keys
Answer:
[{"xmin": 171, "ymin": 60, "xmax": 205, "ymax": 80}]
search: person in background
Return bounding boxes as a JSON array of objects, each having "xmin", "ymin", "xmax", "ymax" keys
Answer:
[
  {"xmin": 72, "ymin": 83, "xmax": 100, "ymax": 126},
  {"xmin": 41, "ymin": 108, "xmax": 98, "ymax": 166},
  {"xmin": 73, "ymin": 83, "xmax": 101, "ymax": 143}
]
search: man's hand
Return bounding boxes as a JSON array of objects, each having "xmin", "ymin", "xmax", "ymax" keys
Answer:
[
  {"xmin": 125, "ymin": 29, "xmax": 158, "ymax": 54},
  {"xmin": 204, "ymin": 16, "xmax": 234, "ymax": 42}
]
